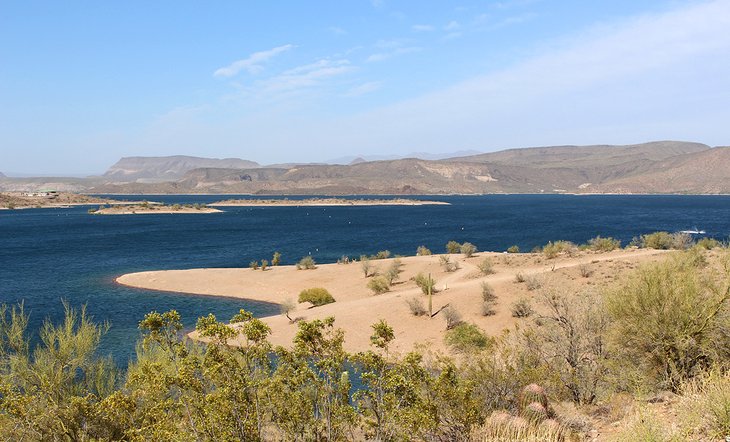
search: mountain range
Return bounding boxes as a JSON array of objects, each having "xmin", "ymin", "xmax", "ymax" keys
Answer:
[{"xmin": 2, "ymin": 141, "xmax": 729, "ymax": 194}]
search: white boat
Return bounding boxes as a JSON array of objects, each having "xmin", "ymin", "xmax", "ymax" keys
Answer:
[{"xmin": 680, "ymin": 227, "xmax": 706, "ymax": 234}]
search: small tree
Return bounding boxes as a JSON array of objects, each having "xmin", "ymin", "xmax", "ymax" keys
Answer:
[
  {"xmin": 280, "ymin": 298, "xmax": 297, "ymax": 322},
  {"xmin": 446, "ymin": 241, "xmax": 462, "ymax": 254},
  {"xmin": 384, "ymin": 259, "xmax": 402, "ymax": 285},
  {"xmin": 361, "ymin": 257, "xmax": 375, "ymax": 277},
  {"xmin": 260, "ymin": 259, "xmax": 269, "ymax": 271},
  {"xmin": 460, "ymin": 242, "xmax": 477, "ymax": 258},
  {"xmin": 249, "ymin": 260, "xmax": 259, "ymax": 270},
  {"xmin": 414, "ymin": 273, "xmax": 437, "ymax": 295},
  {"xmin": 272, "ymin": 251, "xmax": 282, "ymax": 266}
]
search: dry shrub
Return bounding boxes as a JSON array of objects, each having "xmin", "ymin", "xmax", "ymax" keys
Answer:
[
  {"xmin": 439, "ymin": 255, "xmax": 460, "ymax": 272},
  {"xmin": 515, "ymin": 272, "xmax": 526, "ymax": 283},
  {"xmin": 525, "ymin": 275, "xmax": 542, "ymax": 291},
  {"xmin": 678, "ymin": 369, "xmax": 730, "ymax": 439},
  {"xmin": 416, "ymin": 245, "xmax": 432, "ymax": 255},
  {"xmin": 460, "ymin": 242, "xmax": 477, "ymax": 257},
  {"xmin": 442, "ymin": 305, "xmax": 462, "ymax": 330},
  {"xmin": 511, "ymin": 298, "xmax": 533, "ymax": 318},
  {"xmin": 296, "ymin": 255, "xmax": 316, "ymax": 270},
  {"xmin": 542, "ymin": 241, "xmax": 576, "ymax": 259},
  {"xmin": 367, "ymin": 276, "xmax": 390, "ymax": 295},
  {"xmin": 578, "ymin": 264, "xmax": 593, "ymax": 278},
  {"xmin": 477, "ymin": 257, "xmax": 495, "ymax": 275},
  {"xmin": 406, "ymin": 297, "xmax": 427, "ymax": 316},
  {"xmin": 587, "ymin": 236, "xmax": 621, "ymax": 252}
]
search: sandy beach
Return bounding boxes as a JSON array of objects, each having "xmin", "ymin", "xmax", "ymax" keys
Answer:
[
  {"xmin": 92, "ymin": 204, "xmax": 222, "ymax": 215},
  {"xmin": 209, "ymin": 198, "xmax": 450, "ymax": 207},
  {"xmin": 117, "ymin": 248, "xmax": 672, "ymax": 355}
]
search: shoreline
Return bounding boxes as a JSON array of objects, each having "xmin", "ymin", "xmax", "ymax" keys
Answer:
[
  {"xmin": 117, "ymin": 248, "xmax": 673, "ymax": 354},
  {"xmin": 209, "ymin": 198, "xmax": 450, "ymax": 207}
]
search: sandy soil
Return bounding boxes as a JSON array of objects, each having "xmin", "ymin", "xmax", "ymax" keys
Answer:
[
  {"xmin": 93, "ymin": 205, "xmax": 222, "ymax": 215},
  {"xmin": 209, "ymin": 198, "xmax": 449, "ymax": 207},
  {"xmin": 117, "ymin": 248, "xmax": 673, "ymax": 355}
]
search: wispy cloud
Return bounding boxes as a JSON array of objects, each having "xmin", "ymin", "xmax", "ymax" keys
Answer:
[
  {"xmin": 214, "ymin": 44, "xmax": 294, "ymax": 78},
  {"xmin": 327, "ymin": 26, "xmax": 347, "ymax": 35},
  {"xmin": 411, "ymin": 24, "xmax": 435, "ymax": 32},
  {"xmin": 444, "ymin": 20, "xmax": 460, "ymax": 31},
  {"xmin": 343, "ymin": 81, "xmax": 382, "ymax": 97},
  {"xmin": 258, "ymin": 59, "xmax": 356, "ymax": 94},
  {"xmin": 366, "ymin": 39, "xmax": 421, "ymax": 62}
]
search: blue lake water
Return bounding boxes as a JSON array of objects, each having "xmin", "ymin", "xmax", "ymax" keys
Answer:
[{"xmin": 1, "ymin": 194, "xmax": 729, "ymax": 365}]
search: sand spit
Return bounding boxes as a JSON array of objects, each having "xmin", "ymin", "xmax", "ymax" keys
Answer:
[
  {"xmin": 209, "ymin": 198, "xmax": 450, "ymax": 207},
  {"xmin": 92, "ymin": 204, "xmax": 222, "ymax": 215},
  {"xmin": 117, "ymin": 248, "xmax": 673, "ymax": 355}
]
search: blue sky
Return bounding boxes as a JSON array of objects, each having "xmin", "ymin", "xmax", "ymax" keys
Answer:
[{"xmin": 2, "ymin": 0, "xmax": 730, "ymax": 175}]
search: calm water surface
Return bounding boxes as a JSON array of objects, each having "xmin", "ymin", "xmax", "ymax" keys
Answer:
[{"xmin": 1, "ymin": 194, "xmax": 729, "ymax": 364}]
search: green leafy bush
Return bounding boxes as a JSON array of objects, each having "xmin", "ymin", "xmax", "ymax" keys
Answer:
[
  {"xmin": 413, "ymin": 272, "xmax": 437, "ymax": 295},
  {"xmin": 587, "ymin": 236, "xmax": 621, "ymax": 252},
  {"xmin": 445, "ymin": 323, "xmax": 491, "ymax": 352},
  {"xmin": 367, "ymin": 276, "xmax": 390, "ymax": 295},
  {"xmin": 460, "ymin": 242, "xmax": 477, "ymax": 257},
  {"xmin": 542, "ymin": 240, "xmax": 576, "ymax": 259},
  {"xmin": 416, "ymin": 245, "xmax": 432, "ymax": 256},
  {"xmin": 446, "ymin": 240, "xmax": 462, "ymax": 254},
  {"xmin": 507, "ymin": 245, "xmax": 520, "ymax": 253},
  {"xmin": 298, "ymin": 287, "xmax": 335, "ymax": 306}
]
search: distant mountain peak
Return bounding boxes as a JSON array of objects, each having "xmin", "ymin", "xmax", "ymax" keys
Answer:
[{"xmin": 103, "ymin": 155, "xmax": 260, "ymax": 182}]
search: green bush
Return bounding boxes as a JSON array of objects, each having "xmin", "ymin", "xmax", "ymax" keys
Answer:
[
  {"xmin": 249, "ymin": 260, "xmax": 259, "ymax": 270},
  {"xmin": 679, "ymin": 370, "xmax": 730, "ymax": 439},
  {"xmin": 606, "ymin": 254, "xmax": 730, "ymax": 391},
  {"xmin": 296, "ymin": 256, "xmax": 317, "ymax": 270},
  {"xmin": 374, "ymin": 250, "xmax": 391, "ymax": 259},
  {"xmin": 416, "ymin": 245, "xmax": 432, "ymax": 256},
  {"xmin": 298, "ymin": 287, "xmax": 335, "ymax": 306},
  {"xmin": 446, "ymin": 240, "xmax": 462, "ymax": 254},
  {"xmin": 639, "ymin": 231, "xmax": 692, "ymax": 250},
  {"xmin": 507, "ymin": 245, "xmax": 520, "ymax": 253},
  {"xmin": 260, "ymin": 259, "xmax": 269, "ymax": 271},
  {"xmin": 587, "ymin": 236, "xmax": 621, "ymax": 252},
  {"xmin": 696, "ymin": 237, "xmax": 721, "ymax": 250},
  {"xmin": 272, "ymin": 251, "xmax": 282, "ymax": 266},
  {"xmin": 445, "ymin": 323, "xmax": 491, "ymax": 352},
  {"xmin": 367, "ymin": 276, "xmax": 390, "ymax": 295},
  {"xmin": 460, "ymin": 242, "xmax": 477, "ymax": 257}
]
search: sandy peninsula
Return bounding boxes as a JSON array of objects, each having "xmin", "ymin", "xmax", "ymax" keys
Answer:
[
  {"xmin": 0, "ymin": 191, "xmax": 144, "ymax": 210},
  {"xmin": 209, "ymin": 198, "xmax": 450, "ymax": 207},
  {"xmin": 117, "ymin": 247, "xmax": 673, "ymax": 355},
  {"xmin": 92, "ymin": 203, "xmax": 222, "ymax": 215}
]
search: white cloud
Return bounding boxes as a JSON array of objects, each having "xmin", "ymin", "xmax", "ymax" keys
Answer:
[
  {"xmin": 412, "ymin": 24, "xmax": 435, "ymax": 32},
  {"xmin": 213, "ymin": 44, "xmax": 294, "ymax": 78},
  {"xmin": 259, "ymin": 59, "xmax": 356, "ymax": 94},
  {"xmin": 366, "ymin": 46, "xmax": 421, "ymax": 62},
  {"xmin": 342, "ymin": 81, "xmax": 382, "ymax": 97},
  {"xmin": 328, "ymin": 26, "xmax": 347, "ymax": 35},
  {"xmin": 444, "ymin": 20, "xmax": 460, "ymax": 31}
]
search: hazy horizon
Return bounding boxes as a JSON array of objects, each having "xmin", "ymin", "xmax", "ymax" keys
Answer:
[{"xmin": 3, "ymin": 1, "xmax": 730, "ymax": 175}]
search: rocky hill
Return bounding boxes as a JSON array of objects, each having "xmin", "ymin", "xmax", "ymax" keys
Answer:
[{"xmin": 103, "ymin": 155, "xmax": 260, "ymax": 182}]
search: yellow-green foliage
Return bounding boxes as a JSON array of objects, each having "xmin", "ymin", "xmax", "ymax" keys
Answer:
[
  {"xmin": 507, "ymin": 245, "xmax": 520, "ymax": 253},
  {"xmin": 587, "ymin": 235, "xmax": 621, "ymax": 251},
  {"xmin": 639, "ymin": 231, "xmax": 692, "ymax": 250},
  {"xmin": 298, "ymin": 287, "xmax": 335, "ymax": 306},
  {"xmin": 609, "ymin": 408, "xmax": 683, "ymax": 442},
  {"xmin": 679, "ymin": 370, "xmax": 730, "ymax": 439},
  {"xmin": 445, "ymin": 240, "xmax": 461, "ymax": 254},
  {"xmin": 413, "ymin": 272, "xmax": 436, "ymax": 295},
  {"xmin": 606, "ymin": 252, "xmax": 730, "ymax": 391},
  {"xmin": 460, "ymin": 242, "xmax": 477, "ymax": 257},
  {"xmin": 445, "ymin": 323, "xmax": 491, "ymax": 353},
  {"xmin": 367, "ymin": 276, "xmax": 390, "ymax": 295},
  {"xmin": 416, "ymin": 245, "xmax": 432, "ymax": 255},
  {"xmin": 542, "ymin": 240, "xmax": 576, "ymax": 259},
  {"xmin": 696, "ymin": 237, "xmax": 721, "ymax": 250},
  {"xmin": 296, "ymin": 255, "xmax": 317, "ymax": 269}
]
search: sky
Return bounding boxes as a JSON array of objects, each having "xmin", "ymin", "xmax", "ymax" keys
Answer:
[{"xmin": 1, "ymin": 0, "xmax": 730, "ymax": 175}]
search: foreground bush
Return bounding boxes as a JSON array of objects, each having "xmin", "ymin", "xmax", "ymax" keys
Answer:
[
  {"xmin": 445, "ymin": 323, "xmax": 491, "ymax": 353},
  {"xmin": 638, "ymin": 231, "xmax": 692, "ymax": 250},
  {"xmin": 298, "ymin": 287, "xmax": 335, "ymax": 306},
  {"xmin": 606, "ymin": 252, "xmax": 730, "ymax": 391}
]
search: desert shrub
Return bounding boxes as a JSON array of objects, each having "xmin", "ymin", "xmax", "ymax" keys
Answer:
[
  {"xmin": 606, "ymin": 253, "xmax": 730, "ymax": 392},
  {"xmin": 524, "ymin": 275, "xmax": 542, "ymax": 291},
  {"xmin": 260, "ymin": 259, "xmax": 269, "ymax": 271},
  {"xmin": 511, "ymin": 298, "xmax": 534, "ymax": 318},
  {"xmin": 445, "ymin": 323, "xmax": 491, "ymax": 352},
  {"xmin": 608, "ymin": 409, "xmax": 681, "ymax": 442},
  {"xmin": 587, "ymin": 236, "xmax": 621, "ymax": 252},
  {"xmin": 384, "ymin": 258, "xmax": 402, "ymax": 284},
  {"xmin": 416, "ymin": 245, "xmax": 432, "ymax": 256},
  {"xmin": 296, "ymin": 255, "xmax": 317, "ymax": 270},
  {"xmin": 272, "ymin": 251, "xmax": 281, "ymax": 266},
  {"xmin": 442, "ymin": 305, "xmax": 463, "ymax": 330},
  {"xmin": 679, "ymin": 369, "xmax": 730, "ymax": 439},
  {"xmin": 439, "ymin": 255, "xmax": 459, "ymax": 272},
  {"xmin": 542, "ymin": 241, "xmax": 576, "ymax": 259},
  {"xmin": 578, "ymin": 264, "xmax": 593, "ymax": 278},
  {"xmin": 507, "ymin": 245, "xmax": 520, "ymax": 253},
  {"xmin": 481, "ymin": 282, "xmax": 496, "ymax": 302},
  {"xmin": 360, "ymin": 257, "xmax": 375, "ymax": 277},
  {"xmin": 640, "ymin": 231, "xmax": 693, "ymax": 250},
  {"xmin": 337, "ymin": 255, "xmax": 351, "ymax": 264},
  {"xmin": 280, "ymin": 298, "xmax": 296, "ymax": 322},
  {"xmin": 367, "ymin": 276, "xmax": 390, "ymax": 295},
  {"xmin": 406, "ymin": 297, "xmax": 427, "ymax": 316},
  {"xmin": 298, "ymin": 287, "xmax": 335, "ymax": 306},
  {"xmin": 460, "ymin": 242, "xmax": 477, "ymax": 258},
  {"xmin": 477, "ymin": 257, "xmax": 495, "ymax": 275},
  {"xmin": 374, "ymin": 250, "xmax": 391, "ymax": 259},
  {"xmin": 446, "ymin": 240, "xmax": 462, "ymax": 254},
  {"xmin": 696, "ymin": 237, "xmax": 721, "ymax": 250},
  {"xmin": 514, "ymin": 272, "xmax": 526, "ymax": 283},
  {"xmin": 413, "ymin": 273, "xmax": 437, "ymax": 295},
  {"xmin": 525, "ymin": 290, "xmax": 610, "ymax": 405},
  {"xmin": 249, "ymin": 260, "xmax": 259, "ymax": 270}
]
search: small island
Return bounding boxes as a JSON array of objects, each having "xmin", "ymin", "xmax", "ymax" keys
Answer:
[
  {"xmin": 0, "ymin": 191, "xmax": 139, "ymax": 210},
  {"xmin": 90, "ymin": 202, "xmax": 222, "ymax": 215},
  {"xmin": 209, "ymin": 197, "xmax": 450, "ymax": 207}
]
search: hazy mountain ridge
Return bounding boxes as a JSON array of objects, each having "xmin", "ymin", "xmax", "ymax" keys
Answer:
[
  {"xmin": 104, "ymin": 155, "xmax": 260, "ymax": 181},
  {"xmin": 4, "ymin": 141, "xmax": 730, "ymax": 194}
]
